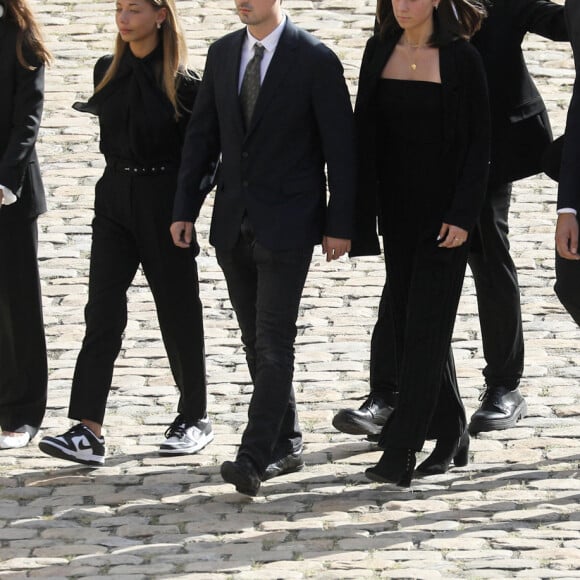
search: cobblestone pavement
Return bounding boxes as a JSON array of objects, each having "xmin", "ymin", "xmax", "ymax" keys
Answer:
[{"xmin": 1, "ymin": 0, "xmax": 579, "ymax": 578}]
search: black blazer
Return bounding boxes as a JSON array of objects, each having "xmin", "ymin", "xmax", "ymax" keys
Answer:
[
  {"xmin": 473, "ymin": 0, "xmax": 568, "ymax": 185},
  {"xmin": 352, "ymin": 36, "xmax": 490, "ymax": 256},
  {"xmin": 558, "ymin": 0, "xmax": 580, "ymax": 212},
  {"xmin": 0, "ymin": 17, "xmax": 46, "ymax": 222},
  {"xmin": 173, "ymin": 18, "xmax": 356, "ymax": 252}
]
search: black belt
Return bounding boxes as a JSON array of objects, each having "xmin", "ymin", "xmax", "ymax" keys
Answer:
[{"xmin": 107, "ymin": 159, "xmax": 176, "ymax": 176}]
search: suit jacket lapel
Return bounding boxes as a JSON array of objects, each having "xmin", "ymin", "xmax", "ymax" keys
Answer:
[
  {"xmin": 227, "ymin": 29, "xmax": 246, "ymax": 138},
  {"xmin": 244, "ymin": 18, "xmax": 299, "ymax": 138}
]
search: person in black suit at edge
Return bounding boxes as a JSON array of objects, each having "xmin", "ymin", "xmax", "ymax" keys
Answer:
[
  {"xmin": 38, "ymin": 0, "xmax": 212, "ymax": 466},
  {"xmin": 555, "ymin": 0, "xmax": 580, "ymax": 323},
  {"xmin": 0, "ymin": 0, "xmax": 51, "ymax": 450},
  {"xmin": 353, "ymin": 0, "xmax": 490, "ymax": 487},
  {"xmin": 171, "ymin": 0, "xmax": 355, "ymax": 496},
  {"xmin": 333, "ymin": 0, "xmax": 568, "ymax": 442}
]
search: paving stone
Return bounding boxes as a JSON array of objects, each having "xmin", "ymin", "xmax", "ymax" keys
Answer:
[{"xmin": 0, "ymin": 1, "xmax": 578, "ymax": 579}]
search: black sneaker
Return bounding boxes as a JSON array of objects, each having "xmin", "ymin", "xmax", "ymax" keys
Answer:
[
  {"xmin": 159, "ymin": 415, "xmax": 214, "ymax": 455},
  {"xmin": 39, "ymin": 424, "xmax": 106, "ymax": 466}
]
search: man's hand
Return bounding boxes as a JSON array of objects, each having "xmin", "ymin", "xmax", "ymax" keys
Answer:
[
  {"xmin": 170, "ymin": 221, "xmax": 194, "ymax": 248},
  {"xmin": 556, "ymin": 213, "xmax": 580, "ymax": 260},
  {"xmin": 322, "ymin": 236, "xmax": 351, "ymax": 262},
  {"xmin": 438, "ymin": 223, "xmax": 468, "ymax": 249}
]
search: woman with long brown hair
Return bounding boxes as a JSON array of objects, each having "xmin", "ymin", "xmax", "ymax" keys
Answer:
[
  {"xmin": 0, "ymin": 0, "xmax": 51, "ymax": 449},
  {"xmin": 39, "ymin": 0, "xmax": 213, "ymax": 466},
  {"xmin": 353, "ymin": 0, "xmax": 490, "ymax": 486}
]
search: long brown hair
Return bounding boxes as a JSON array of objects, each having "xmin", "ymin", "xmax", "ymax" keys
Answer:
[
  {"xmin": 376, "ymin": 0, "xmax": 487, "ymax": 45},
  {"xmin": 2, "ymin": 0, "xmax": 52, "ymax": 69},
  {"xmin": 95, "ymin": 0, "xmax": 189, "ymax": 117}
]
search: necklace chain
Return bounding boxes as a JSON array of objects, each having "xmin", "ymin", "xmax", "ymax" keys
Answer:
[{"xmin": 401, "ymin": 38, "xmax": 430, "ymax": 71}]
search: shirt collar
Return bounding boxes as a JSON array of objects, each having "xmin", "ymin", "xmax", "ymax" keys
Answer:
[{"xmin": 245, "ymin": 13, "xmax": 286, "ymax": 53}]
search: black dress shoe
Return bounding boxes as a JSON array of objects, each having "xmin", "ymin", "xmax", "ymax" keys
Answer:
[
  {"xmin": 468, "ymin": 385, "xmax": 527, "ymax": 434},
  {"xmin": 365, "ymin": 447, "xmax": 416, "ymax": 488},
  {"xmin": 416, "ymin": 430, "xmax": 470, "ymax": 475},
  {"xmin": 262, "ymin": 450, "xmax": 304, "ymax": 481},
  {"xmin": 220, "ymin": 455, "xmax": 261, "ymax": 497},
  {"xmin": 332, "ymin": 392, "xmax": 397, "ymax": 436}
]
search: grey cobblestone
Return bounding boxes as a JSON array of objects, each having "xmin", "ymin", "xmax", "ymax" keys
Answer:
[{"xmin": 0, "ymin": 0, "xmax": 578, "ymax": 577}]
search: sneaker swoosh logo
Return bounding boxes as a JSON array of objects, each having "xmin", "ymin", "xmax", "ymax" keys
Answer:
[{"xmin": 78, "ymin": 440, "xmax": 94, "ymax": 450}]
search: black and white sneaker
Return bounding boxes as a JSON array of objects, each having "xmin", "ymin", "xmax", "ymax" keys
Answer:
[
  {"xmin": 159, "ymin": 415, "xmax": 214, "ymax": 455},
  {"xmin": 38, "ymin": 424, "xmax": 106, "ymax": 466}
]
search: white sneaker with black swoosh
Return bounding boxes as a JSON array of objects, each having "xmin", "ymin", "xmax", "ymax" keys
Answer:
[{"xmin": 39, "ymin": 424, "xmax": 106, "ymax": 466}]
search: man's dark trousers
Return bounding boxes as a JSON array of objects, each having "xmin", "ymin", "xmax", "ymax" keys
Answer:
[{"xmin": 216, "ymin": 218, "xmax": 312, "ymax": 473}]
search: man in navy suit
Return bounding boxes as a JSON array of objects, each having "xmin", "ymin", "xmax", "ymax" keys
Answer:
[
  {"xmin": 555, "ymin": 0, "xmax": 580, "ymax": 323},
  {"xmin": 171, "ymin": 0, "xmax": 355, "ymax": 496}
]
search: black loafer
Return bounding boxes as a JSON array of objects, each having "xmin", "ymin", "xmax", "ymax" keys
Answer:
[
  {"xmin": 468, "ymin": 386, "xmax": 527, "ymax": 434},
  {"xmin": 262, "ymin": 450, "xmax": 304, "ymax": 481},
  {"xmin": 332, "ymin": 392, "xmax": 397, "ymax": 436},
  {"xmin": 220, "ymin": 455, "xmax": 261, "ymax": 497}
]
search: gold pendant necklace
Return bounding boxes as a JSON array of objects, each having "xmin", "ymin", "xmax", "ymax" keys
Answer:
[{"xmin": 403, "ymin": 38, "xmax": 429, "ymax": 72}]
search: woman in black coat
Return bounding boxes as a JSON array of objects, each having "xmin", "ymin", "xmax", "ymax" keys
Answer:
[
  {"xmin": 354, "ymin": 0, "xmax": 490, "ymax": 486},
  {"xmin": 39, "ymin": 0, "xmax": 212, "ymax": 466},
  {"xmin": 0, "ymin": 0, "xmax": 50, "ymax": 449}
]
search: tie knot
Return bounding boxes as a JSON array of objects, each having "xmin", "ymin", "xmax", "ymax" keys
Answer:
[{"xmin": 253, "ymin": 43, "xmax": 265, "ymax": 59}]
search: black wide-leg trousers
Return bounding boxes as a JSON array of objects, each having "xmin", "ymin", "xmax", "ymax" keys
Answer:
[
  {"xmin": 0, "ymin": 216, "xmax": 47, "ymax": 432},
  {"xmin": 69, "ymin": 168, "xmax": 207, "ymax": 425},
  {"xmin": 371, "ymin": 182, "xmax": 524, "ymax": 396},
  {"xmin": 381, "ymin": 230, "xmax": 469, "ymax": 451}
]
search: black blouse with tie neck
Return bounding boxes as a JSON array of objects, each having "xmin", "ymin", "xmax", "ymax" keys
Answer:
[{"xmin": 74, "ymin": 43, "xmax": 199, "ymax": 168}]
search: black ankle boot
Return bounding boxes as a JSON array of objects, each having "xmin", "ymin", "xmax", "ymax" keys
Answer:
[
  {"xmin": 416, "ymin": 430, "xmax": 470, "ymax": 475},
  {"xmin": 365, "ymin": 447, "xmax": 416, "ymax": 488}
]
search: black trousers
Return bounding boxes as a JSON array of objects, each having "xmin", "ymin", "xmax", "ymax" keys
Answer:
[
  {"xmin": 371, "ymin": 182, "xmax": 524, "ymax": 396},
  {"xmin": 0, "ymin": 216, "xmax": 47, "ymax": 432},
  {"xmin": 554, "ymin": 215, "xmax": 580, "ymax": 326},
  {"xmin": 69, "ymin": 168, "xmax": 207, "ymax": 425},
  {"xmin": 215, "ymin": 219, "xmax": 312, "ymax": 474},
  {"xmin": 380, "ymin": 229, "xmax": 468, "ymax": 451}
]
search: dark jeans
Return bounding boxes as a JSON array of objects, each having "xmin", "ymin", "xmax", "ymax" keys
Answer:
[
  {"xmin": 69, "ymin": 168, "xmax": 207, "ymax": 425},
  {"xmin": 216, "ymin": 219, "xmax": 312, "ymax": 474},
  {"xmin": 371, "ymin": 182, "xmax": 524, "ymax": 397},
  {"xmin": 0, "ymin": 217, "xmax": 47, "ymax": 432},
  {"xmin": 555, "ymin": 215, "xmax": 580, "ymax": 326}
]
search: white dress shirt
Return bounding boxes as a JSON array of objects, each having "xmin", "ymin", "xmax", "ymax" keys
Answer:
[{"xmin": 238, "ymin": 14, "xmax": 286, "ymax": 93}]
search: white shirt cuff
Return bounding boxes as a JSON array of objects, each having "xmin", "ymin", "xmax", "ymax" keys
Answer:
[
  {"xmin": 557, "ymin": 208, "xmax": 577, "ymax": 215},
  {"xmin": 0, "ymin": 185, "xmax": 17, "ymax": 205}
]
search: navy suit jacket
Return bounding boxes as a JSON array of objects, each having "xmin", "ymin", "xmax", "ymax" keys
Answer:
[
  {"xmin": 472, "ymin": 0, "xmax": 568, "ymax": 185},
  {"xmin": 0, "ymin": 18, "xmax": 46, "ymax": 222},
  {"xmin": 558, "ymin": 0, "xmax": 580, "ymax": 212},
  {"xmin": 173, "ymin": 18, "xmax": 356, "ymax": 252}
]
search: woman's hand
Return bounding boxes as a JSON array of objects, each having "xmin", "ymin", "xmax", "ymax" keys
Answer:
[{"xmin": 437, "ymin": 223, "xmax": 468, "ymax": 249}]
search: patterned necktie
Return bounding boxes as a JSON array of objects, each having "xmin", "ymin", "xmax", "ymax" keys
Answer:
[{"xmin": 240, "ymin": 43, "xmax": 265, "ymax": 129}]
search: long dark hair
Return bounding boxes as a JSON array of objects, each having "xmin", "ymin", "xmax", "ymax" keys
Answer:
[
  {"xmin": 376, "ymin": 0, "xmax": 487, "ymax": 45},
  {"xmin": 1, "ymin": 0, "xmax": 52, "ymax": 68},
  {"xmin": 95, "ymin": 0, "xmax": 189, "ymax": 118}
]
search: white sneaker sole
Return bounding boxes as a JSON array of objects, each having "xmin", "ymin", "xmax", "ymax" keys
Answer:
[
  {"xmin": 159, "ymin": 431, "xmax": 214, "ymax": 456},
  {"xmin": 38, "ymin": 439, "xmax": 105, "ymax": 466}
]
